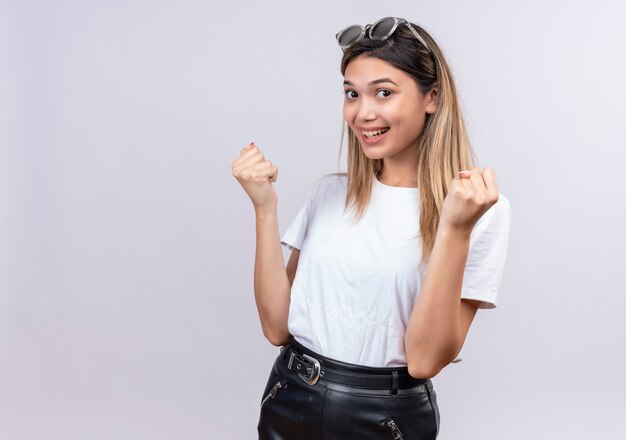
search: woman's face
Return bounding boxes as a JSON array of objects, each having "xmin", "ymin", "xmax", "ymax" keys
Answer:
[{"xmin": 342, "ymin": 55, "xmax": 437, "ymax": 161}]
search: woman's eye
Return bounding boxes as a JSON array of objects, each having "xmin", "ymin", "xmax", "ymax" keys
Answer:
[{"xmin": 344, "ymin": 89, "xmax": 392, "ymax": 99}]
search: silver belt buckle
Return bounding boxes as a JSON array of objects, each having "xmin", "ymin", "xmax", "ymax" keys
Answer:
[{"xmin": 288, "ymin": 351, "xmax": 321, "ymax": 385}]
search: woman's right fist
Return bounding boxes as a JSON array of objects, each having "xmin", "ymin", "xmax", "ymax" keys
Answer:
[{"xmin": 231, "ymin": 142, "xmax": 279, "ymax": 209}]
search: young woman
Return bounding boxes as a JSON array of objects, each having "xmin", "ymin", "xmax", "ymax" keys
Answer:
[{"xmin": 232, "ymin": 16, "xmax": 511, "ymax": 440}]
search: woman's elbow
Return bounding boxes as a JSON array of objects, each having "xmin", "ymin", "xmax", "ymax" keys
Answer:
[
  {"xmin": 263, "ymin": 327, "xmax": 292, "ymax": 347},
  {"xmin": 408, "ymin": 362, "xmax": 440, "ymax": 380}
]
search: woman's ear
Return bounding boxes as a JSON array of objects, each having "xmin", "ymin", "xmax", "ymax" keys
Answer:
[{"xmin": 425, "ymin": 82, "xmax": 438, "ymax": 114}]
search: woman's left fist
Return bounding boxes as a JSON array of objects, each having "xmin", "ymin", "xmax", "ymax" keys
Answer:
[{"xmin": 439, "ymin": 166, "xmax": 500, "ymax": 235}]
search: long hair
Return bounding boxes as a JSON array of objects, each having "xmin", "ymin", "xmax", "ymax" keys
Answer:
[{"xmin": 332, "ymin": 21, "xmax": 476, "ymax": 268}]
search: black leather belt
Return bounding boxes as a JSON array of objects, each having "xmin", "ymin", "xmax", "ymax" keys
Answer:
[{"xmin": 281, "ymin": 341, "xmax": 429, "ymax": 393}]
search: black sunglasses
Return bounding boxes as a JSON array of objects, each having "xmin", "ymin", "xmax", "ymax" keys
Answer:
[{"xmin": 335, "ymin": 17, "xmax": 433, "ymax": 53}]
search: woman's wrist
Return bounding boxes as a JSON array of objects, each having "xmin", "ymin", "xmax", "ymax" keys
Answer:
[{"xmin": 437, "ymin": 222, "xmax": 472, "ymax": 242}]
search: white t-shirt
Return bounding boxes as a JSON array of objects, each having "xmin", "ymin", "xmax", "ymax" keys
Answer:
[{"xmin": 280, "ymin": 173, "xmax": 512, "ymax": 367}]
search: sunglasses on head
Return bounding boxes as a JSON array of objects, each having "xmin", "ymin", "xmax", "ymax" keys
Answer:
[{"xmin": 335, "ymin": 16, "xmax": 433, "ymax": 53}]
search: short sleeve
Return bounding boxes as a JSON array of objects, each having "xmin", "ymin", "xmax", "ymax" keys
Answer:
[
  {"xmin": 280, "ymin": 179, "xmax": 322, "ymax": 251},
  {"xmin": 460, "ymin": 193, "xmax": 512, "ymax": 309}
]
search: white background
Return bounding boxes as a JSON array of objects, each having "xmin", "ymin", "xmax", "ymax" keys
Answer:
[{"xmin": 1, "ymin": 0, "xmax": 625, "ymax": 438}]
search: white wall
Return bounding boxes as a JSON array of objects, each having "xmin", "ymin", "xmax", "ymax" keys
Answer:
[{"xmin": 1, "ymin": 0, "xmax": 624, "ymax": 438}]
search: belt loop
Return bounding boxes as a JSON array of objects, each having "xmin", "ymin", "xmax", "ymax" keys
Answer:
[
  {"xmin": 281, "ymin": 342, "xmax": 293, "ymax": 361},
  {"xmin": 391, "ymin": 370, "xmax": 398, "ymax": 395}
]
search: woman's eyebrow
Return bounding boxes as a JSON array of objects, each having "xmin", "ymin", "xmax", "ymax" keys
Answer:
[{"xmin": 343, "ymin": 78, "xmax": 399, "ymax": 87}]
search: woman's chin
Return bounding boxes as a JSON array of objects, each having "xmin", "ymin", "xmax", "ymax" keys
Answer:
[{"xmin": 360, "ymin": 145, "xmax": 386, "ymax": 160}]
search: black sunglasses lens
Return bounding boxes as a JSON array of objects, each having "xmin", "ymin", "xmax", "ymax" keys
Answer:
[
  {"xmin": 338, "ymin": 25, "xmax": 363, "ymax": 47},
  {"xmin": 370, "ymin": 17, "xmax": 396, "ymax": 39}
]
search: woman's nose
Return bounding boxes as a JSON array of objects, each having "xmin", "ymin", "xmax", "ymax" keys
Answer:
[{"xmin": 356, "ymin": 100, "xmax": 377, "ymax": 122}]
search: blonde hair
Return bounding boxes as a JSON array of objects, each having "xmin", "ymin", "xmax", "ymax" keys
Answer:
[{"xmin": 330, "ymin": 21, "xmax": 476, "ymax": 268}]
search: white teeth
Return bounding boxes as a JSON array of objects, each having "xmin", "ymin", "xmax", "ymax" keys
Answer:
[{"xmin": 363, "ymin": 128, "xmax": 389, "ymax": 138}]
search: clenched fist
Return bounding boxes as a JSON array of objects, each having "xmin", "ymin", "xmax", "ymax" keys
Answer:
[
  {"xmin": 231, "ymin": 142, "xmax": 279, "ymax": 210},
  {"xmin": 439, "ymin": 166, "xmax": 500, "ymax": 235}
]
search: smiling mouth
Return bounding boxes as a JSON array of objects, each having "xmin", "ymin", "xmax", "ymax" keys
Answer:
[{"xmin": 362, "ymin": 127, "xmax": 390, "ymax": 139}]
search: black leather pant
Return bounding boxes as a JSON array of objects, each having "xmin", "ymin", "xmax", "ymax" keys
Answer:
[{"xmin": 257, "ymin": 338, "xmax": 440, "ymax": 440}]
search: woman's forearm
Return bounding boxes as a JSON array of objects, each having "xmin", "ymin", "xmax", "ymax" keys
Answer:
[
  {"xmin": 404, "ymin": 225, "xmax": 471, "ymax": 378},
  {"xmin": 253, "ymin": 204, "xmax": 292, "ymax": 346}
]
